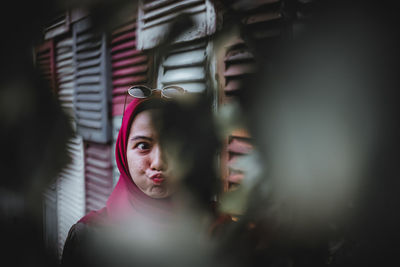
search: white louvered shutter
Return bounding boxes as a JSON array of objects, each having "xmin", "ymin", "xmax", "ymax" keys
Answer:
[
  {"xmin": 56, "ymin": 37, "xmax": 76, "ymax": 123},
  {"xmin": 84, "ymin": 142, "xmax": 113, "ymax": 213},
  {"xmin": 56, "ymin": 137, "xmax": 85, "ymax": 255},
  {"xmin": 138, "ymin": 0, "xmax": 216, "ymax": 50},
  {"xmin": 44, "ymin": 11, "xmax": 70, "ymax": 40},
  {"xmin": 55, "ymin": 37, "xmax": 86, "ymax": 256},
  {"xmin": 73, "ymin": 18, "xmax": 112, "ymax": 144},
  {"xmin": 157, "ymin": 39, "xmax": 209, "ymax": 93}
]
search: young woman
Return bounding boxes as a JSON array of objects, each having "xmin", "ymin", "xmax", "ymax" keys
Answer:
[
  {"xmin": 61, "ymin": 86, "xmax": 230, "ymax": 267},
  {"xmin": 61, "ymin": 88, "xmax": 179, "ymax": 265}
]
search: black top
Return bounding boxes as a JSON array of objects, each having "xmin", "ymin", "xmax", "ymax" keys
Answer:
[{"xmin": 61, "ymin": 222, "xmax": 93, "ymax": 267}]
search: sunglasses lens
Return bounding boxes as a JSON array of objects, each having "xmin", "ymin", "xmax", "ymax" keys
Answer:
[
  {"xmin": 128, "ymin": 86, "xmax": 152, "ymax": 98},
  {"xmin": 162, "ymin": 86, "xmax": 184, "ymax": 98}
]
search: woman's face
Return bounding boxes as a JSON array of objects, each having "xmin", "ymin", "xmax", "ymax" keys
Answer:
[{"xmin": 126, "ymin": 109, "xmax": 173, "ymax": 198}]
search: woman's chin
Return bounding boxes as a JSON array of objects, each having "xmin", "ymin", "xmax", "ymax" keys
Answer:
[{"xmin": 147, "ymin": 187, "xmax": 170, "ymax": 199}]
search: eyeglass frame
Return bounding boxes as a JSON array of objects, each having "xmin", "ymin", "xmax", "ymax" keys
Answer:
[{"xmin": 122, "ymin": 84, "xmax": 187, "ymax": 120}]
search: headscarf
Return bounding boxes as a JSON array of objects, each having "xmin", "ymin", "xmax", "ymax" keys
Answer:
[{"xmin": 79, "ymin": 95, "xmax": 173, "ymax": 225}]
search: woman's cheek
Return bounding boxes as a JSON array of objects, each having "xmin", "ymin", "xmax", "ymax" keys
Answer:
[
  {"xmin": 127, "ymin": 151, "xmax": 140, "ymax": 174},
  {"xmin": 132, "ymin": 154, "xmax": 149, "ymax": 174}
]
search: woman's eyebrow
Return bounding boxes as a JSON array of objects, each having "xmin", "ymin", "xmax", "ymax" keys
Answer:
[{"xmin": 130, "ymin": 136, "xmax": 153, "ymax": 142}]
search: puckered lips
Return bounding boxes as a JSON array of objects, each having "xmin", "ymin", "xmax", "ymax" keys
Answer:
[{"xmin": 150, "ymin": 173, "xmax": 165, "ymax": 185}]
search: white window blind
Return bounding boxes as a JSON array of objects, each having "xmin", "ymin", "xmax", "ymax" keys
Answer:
[
  {"xmin": 56, "ymin": 37, "xmax": 76, "ymax": 124},
  {"xmin": 44, "ymin": 11, "xmax": 70, "ymax": 40},
  {"xmin": 73, "ymin": 17, "xmax": 112, "ymax": 144},
  {"xmin": 56, "ymin": 136, "xmax": 85, "ymax": 256},
  {"xmin": 138, "ymin": 0, "xmax": 216, "ymax": 49},
  {"xmin": 84, "ymin": 142, "xmax": 113, "ymax": 213},
  {"xmin": 157, "ymin": 39, "xmax": 209, "ymax": 93}
]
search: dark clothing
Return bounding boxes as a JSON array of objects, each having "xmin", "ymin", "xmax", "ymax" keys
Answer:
[
  {"xmin": 61, "ymin": 211, "xmax": 235, "ymax": 267},
  {"xmin": 61, "ymin": 223, "xmax": 93, "ymax": 267}
]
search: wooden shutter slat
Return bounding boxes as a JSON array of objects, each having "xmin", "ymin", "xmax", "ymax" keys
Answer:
[
  {"xmin": 112, "ymin": 75, "xmax": 148, "ymax": 86},
  {"xmin": 162, "ymin": 66, "xmax": 205, "ymax": 83},
  {"xmin": 75, "ymin": 93, "xmax": 102, "ymax": 102},
  {"xmin": 112, "ymin": 65, "xmax": 148, "ymax": 77},
  {"xmin": 76, "ymin": 76, "xmax": 101, "ymax": 85},
  {"xmin": 143, "ymin": 5, "xmax": 205, "ymax": 29},
  {"xmin": 163, "ymin": 49, "xmax": 205, "ymax": 68},
  {"xmin": 224, "ymin": 63, "xmax": 256, "ymax": 77},
  {"xmin": 112, "ymin": 22, "xmax": 137, "ymax": 36},
  {"xmin": 113, "ymin": 87, "xmax": 130, "ymax": 95},
  {"xmin": 111, "ymin": 31, "xmax": 136, "ymax": 45},
  {"xmin": 75, "ymin": 102, "xmax": 102, "ymax": 111},
  {"xmin": 78, "ymin": 119, "xmax": 102, "ymax": 129},
  {"xmin": 225, "ymin": 79, "xmax": 242, "ymax": 92},
  {"xmin": 44, "ymin": 12, "xmax": 70, "ymax": 40},
  {"xmin": 111, "ymin": 49, "xmax": 142, "ymax": 61},
  {"xmin": 76, "ymin": 41, "xmax": 102, "ymax": 53},
  {"xmin": 76, "ymin": 66, "xmax": 101, "ymax": 77},
  {"xmin": 58, "ymin": 88, "xmax": 74, "ymax": 96},
  {"xmin": 86, "ymin": 173, "xmax": 112, "ymax": 187},
  {"xmin": 76, "ymin": 85, "xmax": 100, "ymax": 93},
  {"xmin": 224, "ymin": 51, "xmax": 254, "ymax": 62},
  {"xmin": 76, "ymin": 50, "xmax": 102, "ymax": 61},
  {"xmin": 228, "ymin": 137, "xmax": 253, "ymax": 155},
  {"xmin": 143, "ymin": 0, "xmax": 178, "ymax": 11},
  {"xmin": 111, "ymin": 40, "xmax": 137, "ymax": 53},
  {"xmin": 143, "ymin": 0, "xmax": 204, "ymax": 21},
  {"xmin": 77, "ymin": 58, "xmax": 101, "ymax": 69},
  {"xmin": 76, "ymin": 32, "xmax": 97, "ymax": 44},
  {"xmin": 112, "ymin": 55, "xmax": 148, "ymax": 68},
  {"xmin": 75, "ymin": 110, "xmax": 102, "ymax": 120},
  {"xmin": 86, "ymin": 157, "xmax": 113, "ymax": 169}
]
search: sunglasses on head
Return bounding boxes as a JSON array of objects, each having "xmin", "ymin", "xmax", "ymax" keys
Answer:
[
  {"xmin": 127, "ymin": 85, "xmax": 186, "ymax": 99},
  {"xmin": 122, "ymin": 85, "xmax": 186, "ymax": 120}
]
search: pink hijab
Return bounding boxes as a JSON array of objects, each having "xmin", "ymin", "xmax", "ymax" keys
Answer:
[{"xmin": 79, "ymin": 96, "xmax": 173, "ymax": 225}]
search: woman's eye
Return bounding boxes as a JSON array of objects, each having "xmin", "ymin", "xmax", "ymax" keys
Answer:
[{"xmin": 136, "ymin": 142, "xmax": 150, "ymax": 150}]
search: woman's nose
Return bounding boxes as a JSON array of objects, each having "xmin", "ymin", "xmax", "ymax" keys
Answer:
[{"xmin": 150, "ymin": 144, "xmax": 167, "ymax": 171}]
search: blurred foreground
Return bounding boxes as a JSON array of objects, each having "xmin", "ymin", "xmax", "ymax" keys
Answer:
[{"xmin": 1, "ymin": 0, "xmax": 400, "ymax": 266}]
